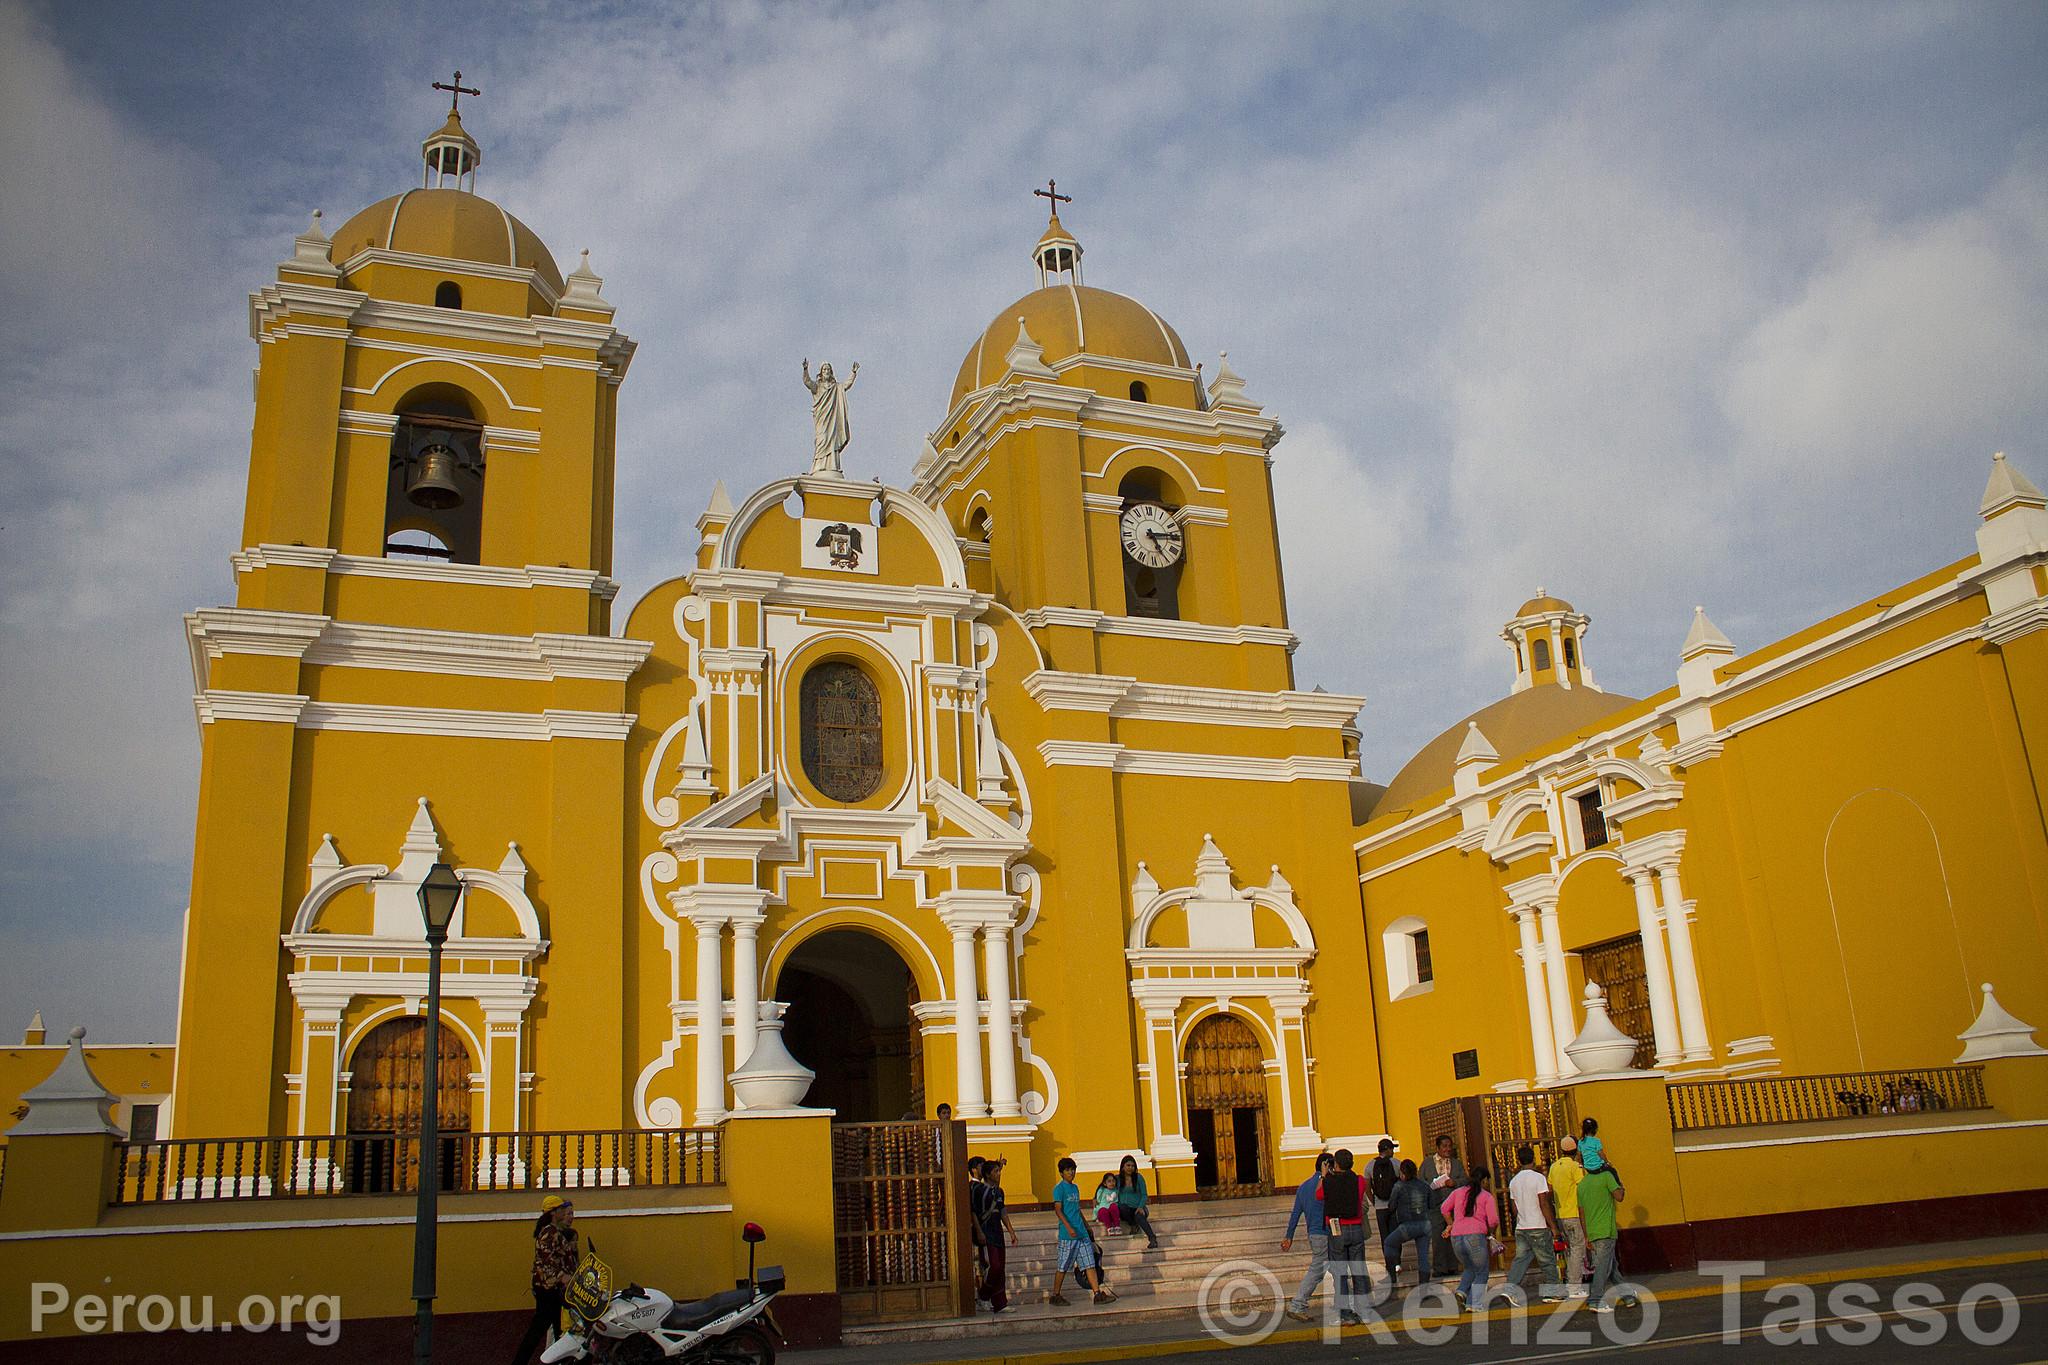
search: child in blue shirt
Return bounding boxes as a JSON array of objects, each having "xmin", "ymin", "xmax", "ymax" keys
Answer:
[
  {"xmin": 1579, "ymin": 1118, "xmax": 1607, "ymax": 1173},
  {"xmin": 1048, "ymin": 1157, "xmax": 1115, "ymax": 1306}
]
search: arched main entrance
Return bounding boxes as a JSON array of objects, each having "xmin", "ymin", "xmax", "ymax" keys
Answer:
[
  {"xmin": 776, "ymin": 929, "xmax": 922, "ymax": 1123},
  {"xmin": 344, "ymin": 1015, "xmax": 471, "ymax": 1192},
  {"xmin": 1184, "ymin": 1014, "xmax": 1272, "ymax": 1198}
]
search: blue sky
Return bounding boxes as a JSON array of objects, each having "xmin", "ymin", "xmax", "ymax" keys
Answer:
[{"xmin": 3, "ymin": 0, "xmax": 2046, "ymax": 1041}]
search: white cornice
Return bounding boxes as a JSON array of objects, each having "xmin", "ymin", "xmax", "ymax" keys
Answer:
[
  {"xmin": 231, "ymin": 546, "xmax": 622, "ymax": 601},
  {"xmin": 685, "ymin": 568, "xmax": 990, "ymax": 620},
  {"xmin": 294, "ymin": 701, "xmax": 634, "ymax": 742},
  {"xmin": 1035, "ymin": 740, "xmax": 1354, "ymax": 783},
  {"xmin": 189, "ymin": 609, "xmax": 649, "ymax": 686},
  {"xmin": 1022, "ymin": 670, "xmax": 1361, "ymax": 729},
  {"xmin": 337, "ymin": 246, "xmax": 564, "ymax": 306},
  {"xmin": 194, "ymin": 690, "xmax": 311, "ymax": 725},
  {"xmin": 1017, "ymin": 606, "xmax": 1298, "ymax": 652}
]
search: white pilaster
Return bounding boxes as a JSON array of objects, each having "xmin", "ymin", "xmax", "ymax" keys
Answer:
[
  {"xmin": 983, "ymin": 923, "xmax": 1021, "ymax": 1118},
  {"xmin": 949, "ymin": 925, "xmax": 988, "ymax": 1118},
  {"xmin": 1622, "ymin": 867, "xmax": 1682, "ymax": 1066},
  {"xmin": 1514, "ymin": 909, "xmax": 1561, "ymax": 1086},
  {"xmin": 730, "ymin": 915, "xmax": 764, "ymax": 1071},
  {"xmin": 1655, "ymin": 862, "xmax": 1711, "ymax": 1059},
  {"xmin": 1536, "ymin": 898, "xmax": 1577, "ymax": 1077},
  {"xmin": 690, "ymin": 914, "xmax": 726, "ymax": 1124}
]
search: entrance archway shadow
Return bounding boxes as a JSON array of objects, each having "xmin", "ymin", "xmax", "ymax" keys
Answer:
[{"xmin": 774, "ymin": 928, "xmax": 924, "ymax": 1123}]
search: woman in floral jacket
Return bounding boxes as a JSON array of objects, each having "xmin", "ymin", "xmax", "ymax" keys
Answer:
[{"xmin": 512, "ymin": 1195, "xmax": 579, "ymax": 1365}]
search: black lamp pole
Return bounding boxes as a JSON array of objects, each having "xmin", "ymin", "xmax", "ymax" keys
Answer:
[{"xmin": 412, "ymin": 861, "xmax": 463, "ymax": 1365}]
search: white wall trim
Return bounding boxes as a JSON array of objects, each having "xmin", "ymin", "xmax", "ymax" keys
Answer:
[
  {"xmin": 0, "ymin": 1202, "xmax": 731, "ymax": 1242},
  {"xmin": 1674, "ymin": 1117, "xmax": 2048, "ymax": 1154}
]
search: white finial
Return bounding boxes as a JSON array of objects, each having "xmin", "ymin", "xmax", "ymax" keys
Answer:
[
  {"xmin": 1564, "ymin": 983, "xmax": 1649, "ymax": 1077},
  {"xmin": 1005, "ymin": 316, "xmax": 1055, "ymax": 378},
  {"xmin": 1681, "ymin": 605, "xmax": 1734, "ymax": 660},
  {"xmin": 1206, "ymin": 350, "xmax": 1257, "ymax": 411},
  {"xmin": 15, "ymin": 1026, "xmax": 122, "ymax": 1135},
  {"xmin": 1956, "ymin": 982, "xmax": 2047, "ymax": 1061},
  {"xmin": 1981, "ymin": 451, "xmax": 2046, "ymax": 519}
]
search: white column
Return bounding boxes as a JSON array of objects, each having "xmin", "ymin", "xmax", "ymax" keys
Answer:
[
  {"xmin": 949, "ymin": 925, "xmax": 988, "ymax": 1118},
  {"xmin": 1623, "ymin": 868, "xmax": 1682, "ymax": 1066},
  {"xmin": 1536, "ymin": 898, "xmax": 1577, "ymax": 1078},
  {"xmin": 982, "ymin": 923, "xmax": 1021, "ymax": 1119},
  {"xmin": 730, "ymin": 916, "xmax": 762, "ymax": 1072},
  {"xmin": 1549, "ymin": 622, "xmax": 1570, "ymax": 688},
  {"xmin": 690, "ymin": 914, "xmax": 726, "ymax": 1124},
  {"xmin": 1656, "ymin": 863, "xmax": 1711, "ymax": 1059},
  {"xmin": 1514, "ymin": 909, "xmax": 1561, "ymax": 1085}
]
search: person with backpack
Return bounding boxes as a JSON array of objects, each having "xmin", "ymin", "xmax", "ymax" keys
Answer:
[
  {"xmin": 1315, "ymin": 1148, "xmax": 1372, "ymax": 1325},
  {"xmin": 1367, "ymin": 1138, "xmax": 1400, "ymax": 1240},
  {"xmin": 1381, "ymin": 1159, "xmax": 1434, "ymax": 1285}
]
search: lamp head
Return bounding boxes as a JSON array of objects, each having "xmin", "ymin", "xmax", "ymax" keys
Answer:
[{"xmin": 417, "ymin": 861, "xmax": 462, "ymax": 937}]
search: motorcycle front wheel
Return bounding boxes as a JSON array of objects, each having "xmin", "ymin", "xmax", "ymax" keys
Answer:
[{"xmin": 698, "ymin": 1324, "xmax": 775, "ymax": 1365}]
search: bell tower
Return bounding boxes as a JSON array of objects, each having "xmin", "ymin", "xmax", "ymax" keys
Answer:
[
  {"xmin": 912, "ymin": 198, "xmax": 1296, "ymax": 692},
  {"xmin": 172, "ymin": 94, "xmax": 645, "ymax": 1140}
]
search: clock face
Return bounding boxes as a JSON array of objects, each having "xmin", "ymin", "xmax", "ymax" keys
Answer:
[{"xmin": 1119, "ymin": 502, "xmax": 1184, "ymax": 568}]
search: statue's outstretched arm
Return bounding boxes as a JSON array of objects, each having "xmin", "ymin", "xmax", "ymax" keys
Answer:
[
  {"xmin": 802, "ymin": 358, "xmax": 816, "ymax": 392},
  {"xmin": 845, "ymin": 362, "xmax": 860, "ymax": 389}
]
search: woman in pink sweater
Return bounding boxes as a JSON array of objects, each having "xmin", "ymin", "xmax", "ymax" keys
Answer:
[{"xmin": 1441, "ymin": 1166, "xmax": 1500, "ymax": 1309}]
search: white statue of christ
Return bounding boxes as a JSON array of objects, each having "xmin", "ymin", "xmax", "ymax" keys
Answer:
[{"xmin": 802, "ymin": 358, "xmax": 859, "ymax": 476}]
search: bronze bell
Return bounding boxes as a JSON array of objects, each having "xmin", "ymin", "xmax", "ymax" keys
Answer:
[{"xmin": 406, "ymin": 441, "xmax": 463, "ymax": 510}]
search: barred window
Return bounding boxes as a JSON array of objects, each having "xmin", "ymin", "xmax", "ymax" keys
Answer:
[{"xmin": 800, "ymin": 662, "xmax": 883, "ymax": 802}]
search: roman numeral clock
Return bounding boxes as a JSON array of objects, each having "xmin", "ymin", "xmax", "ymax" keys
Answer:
[{"xmin": 1120, "ymin": 501, "xmax": 1185, "ymax": 618}]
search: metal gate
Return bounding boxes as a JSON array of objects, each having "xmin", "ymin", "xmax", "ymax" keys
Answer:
[
  {"xmin": 1418, "ymin": 1090, "xmax": 1577, "ymax": 1236},
  {"xmin": 830, "ymin": 1120, "xmax": 975, "ymax": 1324}
]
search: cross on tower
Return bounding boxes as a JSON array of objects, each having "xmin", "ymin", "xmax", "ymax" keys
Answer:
[
  {"xmin": 1033, "ymin": 179, "xmax": 1072, "ymax": 215},
  {"xmin": 432, "ymin": 70, "xmax": 481, "ymax": 114}
]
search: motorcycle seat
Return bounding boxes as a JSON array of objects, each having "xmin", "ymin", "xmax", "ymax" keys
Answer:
[{"xmin": 661, "ymin": 1286, "xmax": 754, "ymax": 1330}]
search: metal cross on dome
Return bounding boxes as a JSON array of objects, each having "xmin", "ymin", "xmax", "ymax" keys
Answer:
[
  {"xmin": 1034, "ymin": 179, "xmax": 1072, "ymax": 214},
  {"xmin": 433, "ymin": 69, "xmax": 481, "ymax": 113}
]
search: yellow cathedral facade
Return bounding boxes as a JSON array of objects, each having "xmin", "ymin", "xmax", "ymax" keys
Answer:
[{"xmin": 136, "ymin": 103, "xmax": 2048, "ymax": 1211}]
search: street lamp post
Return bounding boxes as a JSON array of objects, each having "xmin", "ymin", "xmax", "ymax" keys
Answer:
[{"xmin": 412, "ymin": 860, "xmax": 463, "ymax": 1365}]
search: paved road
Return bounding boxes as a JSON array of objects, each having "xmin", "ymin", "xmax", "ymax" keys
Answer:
[{"xmin": 1165, "ymin": 1259, "xmax": 2048, "ymax": 1363}]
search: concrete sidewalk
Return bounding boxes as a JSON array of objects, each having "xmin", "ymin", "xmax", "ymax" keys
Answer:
[{"xmin": 793, "ymin": 1234, "xmax": 2048, "ymax": 1364}]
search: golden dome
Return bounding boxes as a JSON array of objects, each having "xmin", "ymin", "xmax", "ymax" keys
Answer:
[
  {"xmin": 949, "ymin": 283, "xmax": 1191, "ymax": 413},
  {"xmin": 1517, "ymin": 592, "xmax": 1576, "ymax": 617},
  {"xmin": 330, "ymin": 188, "xmax": 564, "ymax": 295},
  {"xmin": 1374, "ymin": 683, "xmax": 1639, "ymax": 815}
]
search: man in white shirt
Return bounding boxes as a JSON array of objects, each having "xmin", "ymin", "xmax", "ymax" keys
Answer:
[{"xmin": 1502, "ymin": 1144, "xmax": 1564, "ymax": 1305}]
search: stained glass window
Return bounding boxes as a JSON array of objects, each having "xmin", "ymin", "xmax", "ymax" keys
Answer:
[{"xmin": 800, "ymin": 662, "xmax": 883, "ymax": 802}]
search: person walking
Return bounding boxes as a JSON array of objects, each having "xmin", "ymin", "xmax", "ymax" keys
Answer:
[
  {"xmin": 1422, "ymin": 1134, "xmax": 1466, "ymax": 1279},
  {"xmin": 1316, "ymin": 1148, "xmax": 1372, "ymax": 1325},
  {"xmin": 1367, "ymin": 1138, "xmax": 1400, "ymax": 1242},
  {"xmin": 1440, "ymin": 1166, "xmax": 1499, "ymax": 1310},
  {"xmin": 1578, "ymin": 1160, "xmax": 1629, "ymax": 1312},
  {"xmin": 1381, "ymin": 1159, "xmax": 1434, "ymax": 1285},
  {"xmin": 1115, "ymin": 1155, "xmax": 1160, "ymax": 1249},
  {"xmin": 1281, "ymin": 1152, "xmax": 1332, "ymax": 1322},
  {"xmin": 978, "ymin": 1158, "xmax": 1017, "ymax": 1313},
  {"xmin": 1548, "ymin": 1137, "xmax": 1588, "ymax": 1296},
  {"xmin": 510, "ymin": 1195, "xmax": 578, "ymax": 1365},
  {"xmin": 1502, "ymin": 1145, "xmax": 1563, "ymax": 1305},
  {"xmin": 1048, "ymin": 1157, "xmax": 1115, "ymax": 1306}
]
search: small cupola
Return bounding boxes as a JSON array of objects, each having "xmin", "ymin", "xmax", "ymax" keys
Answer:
[
  {"xmin": 1502, "ymin": 589, "xmax": 1599, "ymax": 693},
  {"xmin": 421, "ymin": 71, "xmax": 483, "ymax": 191},
  {"xmin": 1032, "ymin": 179, "xmax": 1083, "ymax": 286}
]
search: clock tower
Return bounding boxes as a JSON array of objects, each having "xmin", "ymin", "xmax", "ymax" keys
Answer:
[{"xmin": 910, "ymin": 203, "xmax": 1296, "ymax": 692}]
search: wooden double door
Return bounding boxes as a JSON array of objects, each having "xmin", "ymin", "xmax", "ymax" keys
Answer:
[
  {"xmin": 1184, "ymin": 1015, "xmax": 1272, "ymax": 1198},
  {"xmin": 344, "ymin": 1016, "xmax": 471, "ymax": 1192},
  {"xmin": 1579, "ymin": 934, "xmax": 1657, "ymax": 1070}
]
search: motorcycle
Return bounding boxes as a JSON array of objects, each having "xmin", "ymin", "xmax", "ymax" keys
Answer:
[{"xmin": 541, "ymin": 1220, "xmax": 784, "ymax": 1363}]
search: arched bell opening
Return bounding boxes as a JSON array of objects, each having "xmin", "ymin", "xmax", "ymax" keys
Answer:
[
  {"xmin": 1117, "ymin": 466, "xmax": 1184, "ymax": 620},
  {"xmin": 772, "ymin": 928, "xmax": 923, "ymax": 1123},
  {"xmin": 383, "ymin": 383, "xmax": 486, "ymax": 563}
]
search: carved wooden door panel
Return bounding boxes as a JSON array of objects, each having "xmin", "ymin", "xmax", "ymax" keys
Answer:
[
  {"xmin": 344, "ymin": 1017, "xmax": 470, "ymax": 1192},
  {"xmin": 1580, "ymin": 934, "xmax": 1657, "ymax": 1070},
  {"xmin": 1183, "ymin": 1014, "xmax": 1272, "ymax": 1197}
]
